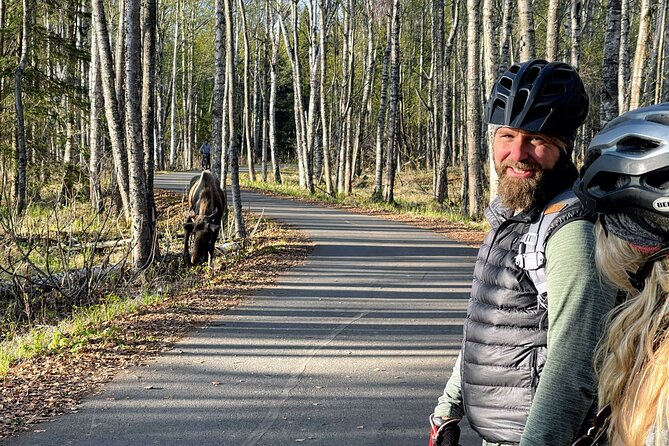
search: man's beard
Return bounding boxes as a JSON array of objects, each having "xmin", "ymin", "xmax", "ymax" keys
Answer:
[
  {"xmin": 495, "ymin": 156, "xmax": 575, "ymax": 211},
  {"xmin": 496, "ymin": 160, "xmax": 544, "ymax": 210}
]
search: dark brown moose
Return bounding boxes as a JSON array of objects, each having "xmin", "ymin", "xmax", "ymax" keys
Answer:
[{"xmin": 183, "ymin": 170, "xmax": 227, "ymax": 266}]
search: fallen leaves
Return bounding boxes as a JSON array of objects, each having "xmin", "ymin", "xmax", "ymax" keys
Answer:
[{"xmin": 0, "ymin": 209, "xmax": 313, "ymax": 440}]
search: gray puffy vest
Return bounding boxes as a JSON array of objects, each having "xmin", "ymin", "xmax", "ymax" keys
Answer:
[{"xmin": 461, "ymin": 189, "xmax": 594, "ymax": 444}]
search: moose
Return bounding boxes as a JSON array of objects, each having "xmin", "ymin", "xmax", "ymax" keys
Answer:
[{"xmin": 183, "ymin": 170, "xmax": 227, "ymax": 266}]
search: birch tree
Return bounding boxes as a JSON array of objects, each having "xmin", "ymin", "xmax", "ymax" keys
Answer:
[
  {"xmin": 89, "ymin": 30, "xmax": 103, "ymax": 213},
  {"xmin": 225, "ymin": 0, "xmax": 246, "ymax": 239},
  {"xmin": 125, "ymin": 0, "xmax": 153, "ymax": 268},
  {"xmin": 92, "ymin": 0, "xmax": 131, "ymax": 218},
  {"xmin": 618, "ymin": 0, "xmax": 630, "ymax": 112},
  {"xmin": 212, "ymin": 0, "xmax": 225, "ymax": 181},
  {"xmin": 629, "ymin": 0, "xmax": 651, "ymax": 109},
  {"xmin": 518, "ymin": 0, "xmax": 535, "ymax": 60},
  {"xmin": 546, "ymin": 0, "xmax": 561, "ymax": 60},
  {"xmin": 318, "ymin": 0, "xmax": 333, "ymax": 194},
  {"xmin": 373, "ymin": 16, "xmax": 392, "ymax": 200},
  {"xmin": 436, "ymin": 0, "xmax": 459, "ymax": 204},
  {"xmin": 467, "ymin": 0, "xmax": 484, "ymax": 219},
  {"xmin": 141, "ymin": 0, "xmax": 157, "ymax": 254},
  {"xmin": 14, "ymin": 0, "xmax": 30, "ymax": 212},
  {"xmin": 268, "ymin": 4, "xmax": 282, "ymax": 184},
  {"xmin": 239, "ymin": 0, "xmax": 256, "ymax": 182},
  {"xmin": 600, "ymin": 0, "xmax": 621, "ymax": 126},
  {"xmin": 383, "ymin": 0, "xmax": 400, "ymax": 204}
]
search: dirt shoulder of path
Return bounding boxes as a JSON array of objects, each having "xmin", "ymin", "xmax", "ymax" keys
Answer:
[
  {"xmin": 0, "ymin": 217, "xmax": 313, "ymax": 440},
  {"xmin": 242, "ymin": 186, "xmax": 487, "ymax": 248}
]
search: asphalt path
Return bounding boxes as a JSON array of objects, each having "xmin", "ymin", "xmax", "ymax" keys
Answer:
[{"xmin": 6, "ymin": 171, "xmax": 480, "ymax": 446}]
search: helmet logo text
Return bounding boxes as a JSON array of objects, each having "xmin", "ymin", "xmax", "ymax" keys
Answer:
[{"xmin": 652, "ymin": 197, "xmax": 669, "ymax": 212}]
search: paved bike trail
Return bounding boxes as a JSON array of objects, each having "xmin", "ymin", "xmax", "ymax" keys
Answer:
[{"xmin": 6, "ymin": 172, "xmax": 480, "ymax": 446}]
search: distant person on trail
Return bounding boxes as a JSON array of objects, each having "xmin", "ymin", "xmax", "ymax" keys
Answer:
[
  {"xmin": 428, "ymin": 59, "xmax": 616, "ymax": 446},
  {"xmin": 571, "ymin": 103, "xmax": 669, "ymax": 446},
  {"xmin": 199, "ymin": 139, "xmax": 211, "ymax": 170}
]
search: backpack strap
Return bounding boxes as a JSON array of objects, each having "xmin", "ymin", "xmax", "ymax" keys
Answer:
[{"xmin": 514, "ymin": 190, "xmax": 595, "ymax": 310}]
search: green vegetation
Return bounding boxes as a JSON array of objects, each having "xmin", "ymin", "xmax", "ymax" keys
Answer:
[{"xmin": 0, "ymin": 292, "xmax": 164, "ymax": 377}]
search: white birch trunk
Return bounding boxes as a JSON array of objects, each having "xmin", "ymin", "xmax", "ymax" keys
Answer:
[{"xmin": 629, "ymin": 0, "xmax": 650, "ymax": 109}]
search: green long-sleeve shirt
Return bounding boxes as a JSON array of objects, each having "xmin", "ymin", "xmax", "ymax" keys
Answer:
[{"xmin": 434, "ymin": 220, "xmax": 616, "ymax": 446}]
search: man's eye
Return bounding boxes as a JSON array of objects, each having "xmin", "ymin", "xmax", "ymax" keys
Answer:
[{"xmin": 531, "ymin": 137, "xmax": 545, "ymax": 144}]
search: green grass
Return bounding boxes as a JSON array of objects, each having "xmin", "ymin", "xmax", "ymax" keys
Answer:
[{"xmin": 0, "ymin": 292, "xmax": 164, "ymax": 377}]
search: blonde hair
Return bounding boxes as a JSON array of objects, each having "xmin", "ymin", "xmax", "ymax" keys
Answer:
[{"xmin": 594, "ymin": 222, "xmax": 669, "ymax": 446}]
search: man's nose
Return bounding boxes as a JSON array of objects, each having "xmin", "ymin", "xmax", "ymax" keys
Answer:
[{"xmin": 507, "ymin": 139, "xmax": 529, "ymax": 162}]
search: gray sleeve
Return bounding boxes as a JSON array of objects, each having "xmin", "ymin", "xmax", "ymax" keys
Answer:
[
  {"xmin": 433, "ymin": 352, "xmax": 466, "ymax": 419},
  {"xmin": 520, "ymin": 220, "xmax": 616, "ymax": 446}
]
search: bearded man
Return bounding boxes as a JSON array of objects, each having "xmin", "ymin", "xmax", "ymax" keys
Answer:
[{"xmin": 428, "ymin": 60, "xmax": 616, "ymax": 446}]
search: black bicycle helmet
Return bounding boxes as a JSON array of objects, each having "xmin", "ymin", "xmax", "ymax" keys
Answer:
[
  {"xmin": 574, "ymin": 103, "xmax": 669, "ymax": 217},
  {"xmin": 485, "ymin": 59, "xmax": 589, "ymax": 153}
]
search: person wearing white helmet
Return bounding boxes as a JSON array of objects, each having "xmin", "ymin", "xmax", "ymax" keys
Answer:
[{"xmin": 573, "ymin": 103, "xmax": 669, "ymax": 446}]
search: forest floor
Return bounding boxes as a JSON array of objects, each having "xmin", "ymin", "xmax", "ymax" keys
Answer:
[{"xmin": 0, "ymin": 191, "xmax": 313, "ymax": 440}]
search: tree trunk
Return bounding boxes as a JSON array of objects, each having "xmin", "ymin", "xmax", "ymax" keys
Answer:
[
  {"xmin": 373, "ymin": 16, "xmax": 392, "ymax": 199},
  {"xmin": 351, "ymin": 1, "xmax": 374, "ymax": 184},
  {"xmin": 278, "ymin": 9, "xmax": 308, "ymax": 189},
  {"xmin": 498, "ymin": 0, "xmax": 513, "ymax": 71},
  {"xmin": 645, "ymin": 0, "xmax": 666, "ymax": 104},
  {"xmin": 115, "ymin": 0, "xmax": 126, "ymax": 137},
  {"xmin": 14, "ymin": 0, "xmax": 30, "ymax": 213},
  {"xmin": 141, "ymin": 0, "xmax": 157, "ymax": 259},
  {"xmin": 225, "ymin": 0, "xmax": 246, "ymax": 239},
  {"xmin": 169, "ymin": 4, "xmax": 179, "ymax": 167},
  {"xmin": 618, "ymin": 0, "xmax": 630, "ymax": 112},
  {"xmin": 654, "ymin": 0, "xmax": 668, "ymax": 103},
  {"xmin": 661, "ymin": 4, "xmax": 669, "ymax": 101},
  {"xmin": 212, "ymin": 0, "xmax": 225, "ymax": 181},
  {"xmin": 268, "ymin": 5, "xmax": 282, "ymax": 184},
  {"xmin": 318, "ymin": 0, "xmax": 332, "ymax": 194},
  {"xmin": 383, "ymin": 0, "xmax": 400, "ymax": 204},
  {"xmin": 467, "ymin": 0, "xmax": 484, "ymax": 219},
  {"xmin": 431, "ymin": 0, "xmax": 444, "ymax": 198},
  {"xmin": 436, "ymin": 0, "xmax": 459, "ymax": 204},
  {"xmin": 629, "ymin": 0, "xmax": 651, "ymax": 109},
  {"xmin": 239, "ymin": 0, "xmax": 256, "ymax": 182},
  {"xmin": 340, "ymin": 0, "xmax": 354, "ymax": 195},
  {"xmin": 305, "ymin": 0, "xmax": 319, "ymax": 194},
  {"xmin": 89, "ymin": 27, "xmax": 103, "ymax": 213},
  {"xmin": 125, "ymin": 0, "xmax": 152, "ymax": 268},
  {"xmin": 518, "ymin": 0, "xmax": 535, "ymax": 60},
  {"xmin": 546, "ymin": 0, "xmax": 561, "ymax": 60},
  {"xmin": 570, "ymin": 0, "xmax": 581, "ymax": 69},
  {"xmin": 600, "ymin": 0, "xmax": 621, "ymax": 127},
  {"xmin": 92, "ymin": 0, "xmax": 130, "ymax": 218},
  {"xmin": 482, "ymin": 0, "xmax": 497, "ymax": 203}
]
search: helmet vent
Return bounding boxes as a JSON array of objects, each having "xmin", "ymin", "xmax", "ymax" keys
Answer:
[
  {"xmin": 592, "ymin": 172, "xmax": 630, "ymax": 193},
  {"xmin": 551, "ymin": 68, "xmax": 573, "ymax": 81},
  {"xmin": 500, "ymin": 76, "xmax": 513, "ymax": 90},
  {"xmin": 645, "ymin": 113, "xmax": 669, "ymax": 125},
  {"xmin": 645, "ymin": 167, "xmax": 669, "ymax": 190},
  {"xmin": 542, "ymin": 83, "xmax": 566, "ymax": 96},
  {"xmin": 513, "ymin": 89, "xmax": 530, "ymax": 118},
  {"xmin": 525, "ymin": 66, "xmax": 541, "ymax": 84},
  {"xmin": 617, "ymin": 136, "xmax": 660, "ymax": 154}
]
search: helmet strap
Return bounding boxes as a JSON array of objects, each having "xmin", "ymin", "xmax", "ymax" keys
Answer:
[{"xmin": 627, "ymin": 245, "xmax": 669, "ymax": 291}]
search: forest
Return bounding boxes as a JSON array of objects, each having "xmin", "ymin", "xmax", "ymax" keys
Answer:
[{"xmin": 0, "ymin": 0, "xmax": 665, "ymax": 271}]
